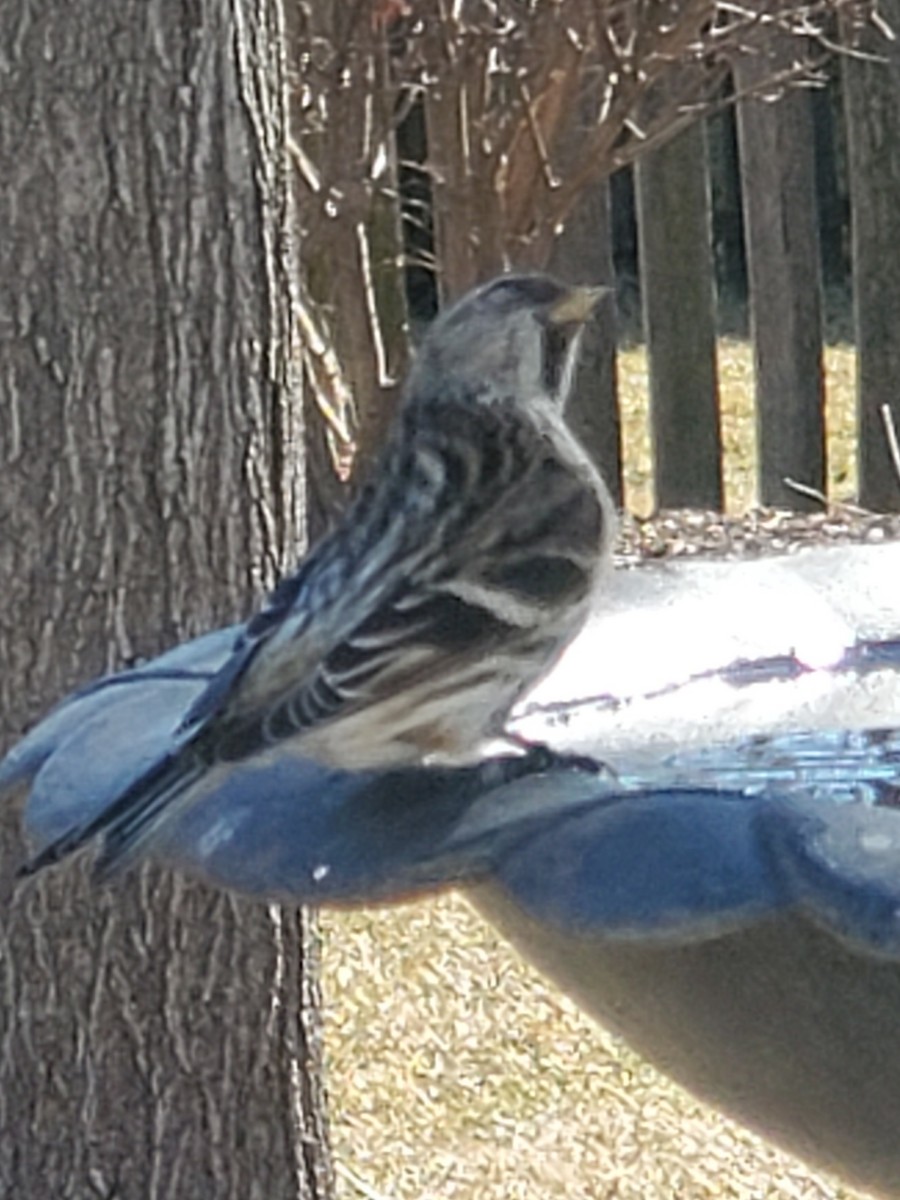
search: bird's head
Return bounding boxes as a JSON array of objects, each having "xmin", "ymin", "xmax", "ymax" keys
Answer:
[{"xmin": 406, "ymin": 274, "xmax": 609, "ymax": 411}]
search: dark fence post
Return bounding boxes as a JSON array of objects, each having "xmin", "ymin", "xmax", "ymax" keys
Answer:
[
  {"xmin": 735, "ymin": 46, "xmax": 826, "ymax": 510},
  {"xmin": 636, "ymin": 119, "xmax": 722, "ymax": 510},
  {"xmin": 843, "ymin": 0, "xmax": 900, "ymax": 511}
]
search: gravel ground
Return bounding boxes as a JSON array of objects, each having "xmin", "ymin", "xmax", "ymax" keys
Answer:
[
  {"xmin": 617, "ymin": 504, "xmax": 900, "ymax": 562},
  {"xmin": 320, "ymin": 504, "xmax": 899, "ymax": 1200}
]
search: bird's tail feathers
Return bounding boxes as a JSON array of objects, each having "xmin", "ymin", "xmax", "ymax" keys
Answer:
[{"xmin": 18, "ymin": 750, "xmax": 207, "ymax": 882}]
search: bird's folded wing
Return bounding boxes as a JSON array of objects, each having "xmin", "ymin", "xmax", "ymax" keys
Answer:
[{"xmin": 177, "ymin": 419, "xmax": 601, "ymax": 764}]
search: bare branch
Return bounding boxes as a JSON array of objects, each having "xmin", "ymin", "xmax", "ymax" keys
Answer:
[
  {"xmin": 881, "ymin": 404, "xmax": 900, "ymax": 488},
  {"xmin": 290, "ymin": 0, "xmax": 876, "ymax": 478}
]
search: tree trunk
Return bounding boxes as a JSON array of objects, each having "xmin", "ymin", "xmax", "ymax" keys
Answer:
[{"xmin": 0, "ymin": 2, "xmax": 331, "ymax": 1197}]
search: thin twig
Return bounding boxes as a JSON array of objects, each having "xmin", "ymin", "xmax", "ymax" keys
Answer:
[
  {"xmin": 518, "ymin": 80, "xmax": 562, "ymax": 190},
  {"xmin": 881, "ymin": 403, "xmax": 900, "ymax": 486},
  {"xmin": 287, "ymin": 136, "xmax": 322, "ymax": 194},
  {"xmin": 294, "ymin": 288, "xmax": 356, "ymax": 445},
  {"xmin": 871, "ymin": 6, "xmax": 897, "ymax": 40},
  {"xmin": 783, "ymin": 477, "xmax": 830, "ymax": 507},
  {"xmin": 356, "ymin": 222, "xmax": 394, "ymax": 389}
]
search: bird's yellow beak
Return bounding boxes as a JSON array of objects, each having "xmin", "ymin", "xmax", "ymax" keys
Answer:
[{"xmin": 547, "ymin": 285, "xmax": 610, "ymax": 326}]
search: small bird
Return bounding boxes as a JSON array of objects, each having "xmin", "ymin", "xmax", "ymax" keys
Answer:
[{"xmin": 22, "ymin": 273, "xmax": 615, "ymax": 876}]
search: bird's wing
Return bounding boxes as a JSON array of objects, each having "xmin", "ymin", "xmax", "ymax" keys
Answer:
[
  {"xmin": 20, "ymin": 403, "xmax": 604, "ymax": 876},
  {"xmin": 184, "ymin": 402, "xmax": 604, "ymax": 762}
]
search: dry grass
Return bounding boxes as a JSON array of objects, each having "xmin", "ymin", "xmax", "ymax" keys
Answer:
[
  {"xmin": 321, "ymin": 897, "xmax": 855, "ymax": 1200},
  {"xmin": 320, "ymin": 342, "xmax": 862, "ymax": 1200}
]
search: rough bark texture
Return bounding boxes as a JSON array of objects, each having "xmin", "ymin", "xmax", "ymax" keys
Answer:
[
  {"xmin": 636, "ymin": 120, "xmax": 723, "ymax": 511},
  {"xmin": 0, "ymin": 2, "xmax": 331, "ymax": 1197},
  {"xmin": 843, "ymin": 0, "xmax": 900, "ymax": 511}
]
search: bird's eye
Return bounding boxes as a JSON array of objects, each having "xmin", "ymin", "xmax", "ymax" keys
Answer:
[{"xmin": 542, "ymin": 324, "xmax": 572, "ymax": 394}]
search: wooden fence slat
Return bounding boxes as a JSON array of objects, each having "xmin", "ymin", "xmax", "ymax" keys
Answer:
[
  {"xmin": 636, "ymin": 120, "xmax": 723, "ymax": 510},
  {"xmin": 400, "ymin": 43, "xmax": 900, "ymax": 515},
  {"xmin": 550, "ymin": 178, "xmax": 624, "ymax": 506},
  {"xmin": 735, "ymin": 44, "xmax": 826, "ymax": 510},
  {"xmin": 843, "ymin": 0, "xmax": 900, "ymax": 512}
]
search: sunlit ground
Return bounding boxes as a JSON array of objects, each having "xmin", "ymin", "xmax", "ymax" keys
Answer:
[{"xmin": 320, "ymin": 341, "xmax": 861, "ymax": 1200}]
